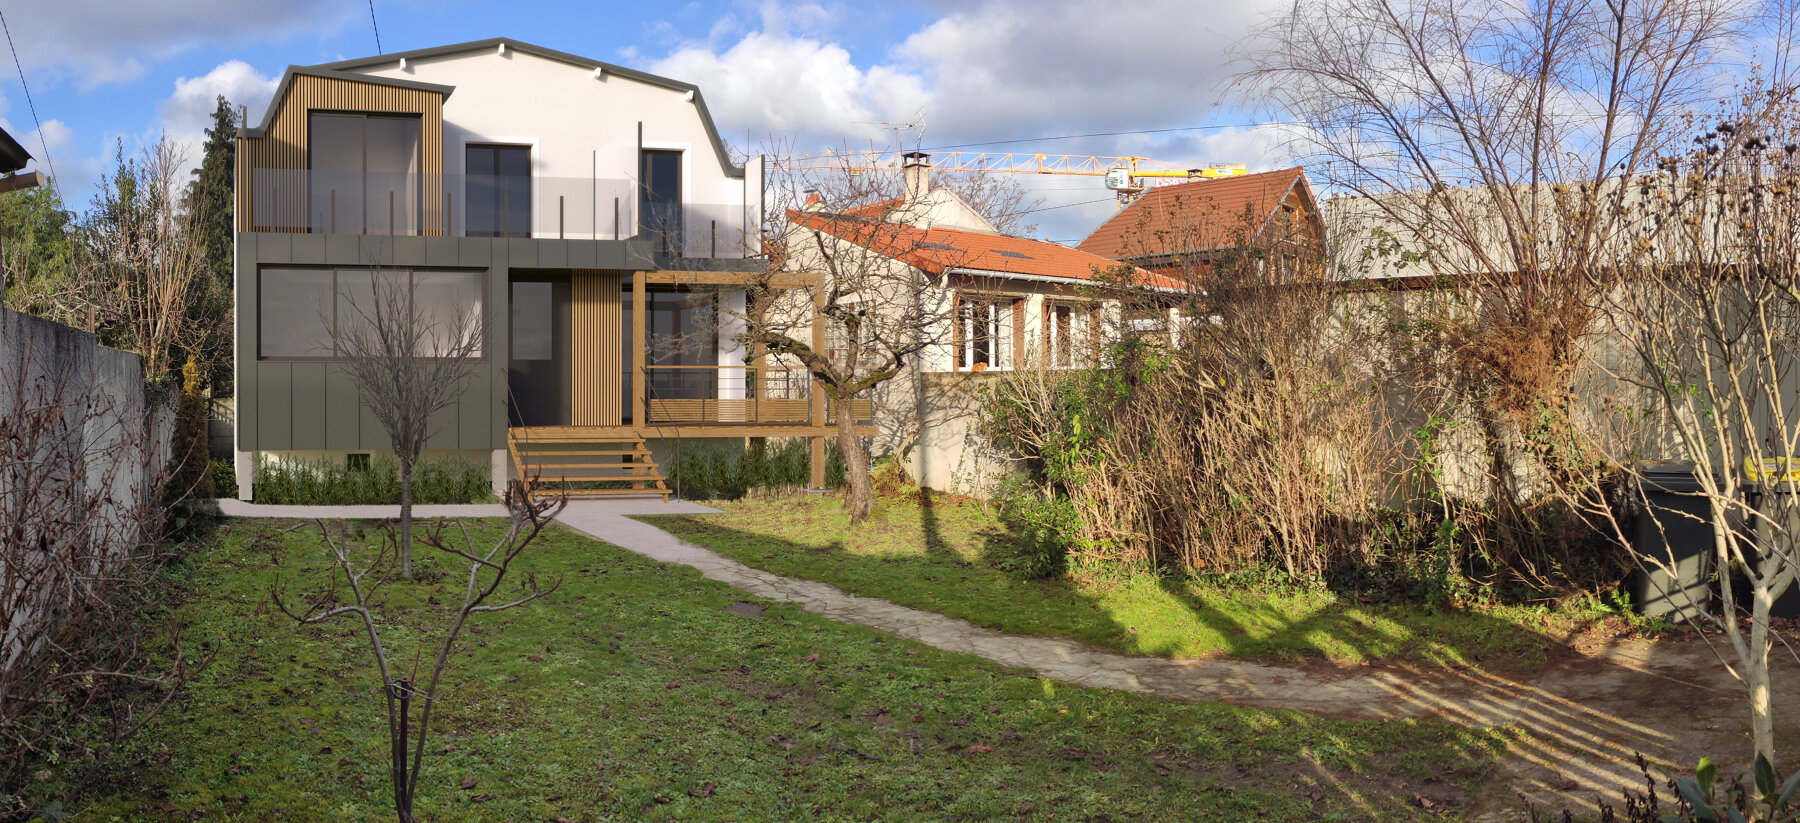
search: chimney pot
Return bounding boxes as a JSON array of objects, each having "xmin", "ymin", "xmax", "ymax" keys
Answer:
[
  {"xmin": 902, "ymin": 151, "xmax": 932, "ymax": 204},
  {"xmin": 803, "ymin": 188, "xmax": 823, "ymax": 210}
]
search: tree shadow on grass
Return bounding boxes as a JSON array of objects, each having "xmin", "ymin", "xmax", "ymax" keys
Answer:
[{"xmin": 638, "ymin": 497, "xmax": 1762, "ymax": 818}]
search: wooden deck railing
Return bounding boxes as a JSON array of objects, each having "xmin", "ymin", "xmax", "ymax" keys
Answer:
[{"xmin": 641, "ymin": 365, "xmax": 872, "ymax": 427}]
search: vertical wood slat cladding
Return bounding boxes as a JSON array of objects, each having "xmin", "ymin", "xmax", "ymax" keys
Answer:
[
  {"xmin": 237, "ymin": 74, "xmax": 444, "ymax": 233},
  {"xmin": 570, "ymin": 271, "xmax": 624, "ymax": 426}
]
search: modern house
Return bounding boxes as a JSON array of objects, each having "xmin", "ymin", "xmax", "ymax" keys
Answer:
[
  {"xmin": 779, "ymin": 154, "xmax": 1171, "ymax": 493},
  {"xmin": 232, "ymin": 38, "xmax": 863, "ymax": 500},
  {"xmin": 1076, "ymin": 167, "xmax": 1324, "ymax": 285}
]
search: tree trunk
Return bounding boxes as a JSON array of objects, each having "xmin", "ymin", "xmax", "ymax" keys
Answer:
[
  {"xmin": 399, "ymin": 457, "xmax": 414, "ymax": 579},
  {"xmin": 837, "ymin": 398, "xmax": 873, "ymax": 524},
  {"xmin": 1750, "ymin": 578, "xmax": 1776, "ymax": 766}
]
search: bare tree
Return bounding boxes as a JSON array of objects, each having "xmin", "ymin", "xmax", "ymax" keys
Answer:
[
  {"xmin": 1240, "ymin": 0, "xmax": 1752, "ymax": 556},
  {"xmin": 274, "ymin": 485, "xmax": 563, "ymax": 823},
  {"xmin": 330, "ymin": 267, "xmax": 486, "ymax": 578},
  {"xmin": 743, "ymin": 169, "xmax": 979, "ymax": 522},
  {"xmin": 1550, "ymin": 89, "xmax": 1800, "ymax": 765},
  {"xmin": 75, "ymin": 136, "xmax": 211, "ymax": 379}
]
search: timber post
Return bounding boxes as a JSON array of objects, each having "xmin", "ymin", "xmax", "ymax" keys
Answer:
[
  {"xmin": 809, "ymin": 287, "xmax": 828, "ymax": 489},
  {"xmin": 632, "ymin": 273, "xmax": 647, "ymax": 427}
]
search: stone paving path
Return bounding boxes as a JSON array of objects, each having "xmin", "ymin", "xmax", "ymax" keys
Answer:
[{"xmin": 222, "ymin": 498, "xmax": 1797, "ymax": 817}]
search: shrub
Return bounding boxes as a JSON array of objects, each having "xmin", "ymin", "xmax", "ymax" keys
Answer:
[
  {"xmin": 252, "ymin": 454, "xmax": 490, "ymax": 505},
  {"xmin": 991, "ymin": 483, "xmax": 1082, "ymax": 579},
  {"xmin": 209, "ymin": 459, "xmax": 237, "ymax": 497},
  {"xmin": 662, "ymin": 438, "xmax": 846, "ymax": 500}
]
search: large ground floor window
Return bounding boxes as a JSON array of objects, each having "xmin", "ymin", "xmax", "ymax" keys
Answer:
[
  {"xmin": 258, "ymin": 267, "xmax": 485, "ymax": 359},
  {"xmin": 957, "ymin": 296, "xmax": 1016, "ymax": 371}
]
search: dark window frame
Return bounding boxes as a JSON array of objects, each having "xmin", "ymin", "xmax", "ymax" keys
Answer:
[
  {"xmin": 639, "ymin": 149, "xmax": 684, "ymax": 257},
  {"xmin": 256, "ymin": 265, "xmax": 488, "ymax": 362},
  {"xmin": 464, "ymin": 143, "xmax": 533, "ymax": 238},
  {"xmin": 305, "ymin": 111, "xmax": 425, "ymax": 235}
]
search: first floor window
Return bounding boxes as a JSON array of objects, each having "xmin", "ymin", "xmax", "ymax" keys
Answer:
[{"xmin": 259, "ymin": 267, "xmax": 484, "ymax": 359}]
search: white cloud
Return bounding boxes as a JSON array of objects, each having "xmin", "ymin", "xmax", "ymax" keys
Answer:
[
  {"xmin": 156, "ymin": 60, "xmax": 279, "ymax": 181},
  {"xmin": 640, "ymin": 0, "xmax": 1293, "ymax": 240},
  {"xmin": 649, "ymin": 31, "xmax": 929, "ymax": 146},
  {"xmin": 4, "ymin": 1, "xmax": 354, "ymax": 89}
]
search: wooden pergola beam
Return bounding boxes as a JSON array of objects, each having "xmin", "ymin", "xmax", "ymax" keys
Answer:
[{"xmin": 640, "ymin": 270, "xmax": 824, "ymax": 289}]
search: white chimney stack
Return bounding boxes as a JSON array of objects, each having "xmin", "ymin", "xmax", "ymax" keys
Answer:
[{"xmin": 902, "ymin": 151, "xmax": 931, "ymax": 203}]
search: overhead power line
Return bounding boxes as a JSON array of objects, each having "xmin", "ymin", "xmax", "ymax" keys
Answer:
[
  {"xmin": 0, "ymin": 8, "xmax": 61, "ymax": 202},
  {"xmin": 1020, "ymin": 197, "xmax": 1115, "ymax": 215},
  {"xmin": 367, "ymin": 0, "xmax": 383, "ymax": 54},
  {"xmin": 923, "ymin": 122, "xmax": 1293, "ymax": 152}
]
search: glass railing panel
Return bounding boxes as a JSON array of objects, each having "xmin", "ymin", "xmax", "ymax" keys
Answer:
[
  {"xmin": 248, "ymin": 170, "xmax": 757, "ymax": 255},
  {"xmin": 248, "ymin": 170, "xmax": 645, "ymax": 240}
]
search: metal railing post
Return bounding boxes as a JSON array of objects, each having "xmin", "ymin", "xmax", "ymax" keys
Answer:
[
  {"xmin": 331, "ymin": 189, "xmax": 337, "ymax": 234},
  {"xmin": 389, "ymin": 190, "xmax": 395, "ymax": 236},
  {"xmin": 613, "ymin": 197, "xmax": 620, "ymax": 240},
  {"xmin": 560, "ymin": 195, "xmax": 565, "ymax": 239},
  {"xmin": 711, "ymin": 219, "xmax": 717, "ymax": 257}
]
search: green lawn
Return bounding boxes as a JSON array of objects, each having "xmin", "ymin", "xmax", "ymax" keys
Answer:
[
  {"xmin": 642, "ymin": 495, "xmax": 1631, "ymax": 671},
  {"xmin": 28, "ymin": 517, "xmax": 1505, "ymax": 821}
]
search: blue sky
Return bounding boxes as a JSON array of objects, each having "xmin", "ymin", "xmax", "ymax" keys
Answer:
[{"xmin": 0, "ymin": 0, "xmax": 1293, "ymax": 243}]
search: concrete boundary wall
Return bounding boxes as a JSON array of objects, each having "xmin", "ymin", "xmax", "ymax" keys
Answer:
[{"xmin": 0, "ymin": 306, "xmax": 174, "ymax": 665}]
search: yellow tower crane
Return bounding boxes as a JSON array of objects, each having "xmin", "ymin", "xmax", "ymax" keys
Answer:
[{"xmin": 768, "ymin": 150, "xmax": 1248, "ymax": 205}]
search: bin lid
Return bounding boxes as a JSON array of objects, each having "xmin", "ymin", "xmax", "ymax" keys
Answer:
[{"xmin": 1638, "ymin": 460, "xmax": 1705, "ymax": 493}]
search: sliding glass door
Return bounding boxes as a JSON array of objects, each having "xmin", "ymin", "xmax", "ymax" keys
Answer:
[{"xmin": 308, "ymin": 112, "xmax": 421, "ymax": 234}]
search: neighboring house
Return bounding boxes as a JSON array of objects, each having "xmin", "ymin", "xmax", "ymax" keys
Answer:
[
  {"xmin": 1076, "ymin": 167, "xmax": 1324, "ymax": 284},
  {"xmin": 233, "ymin": 37, "xmax": 858, "ymax": 500},
  {"xmin": 780, "ymin": 153, "xmax": 1172, "ymax": 493},
  {"xmin": 0, "ymin": 125, "xmax": 43, "ymax": 193}
]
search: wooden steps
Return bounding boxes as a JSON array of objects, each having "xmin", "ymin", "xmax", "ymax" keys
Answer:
[{"xmin": 507, "ymin": 427, "xmax": 670, "ymax": 503}]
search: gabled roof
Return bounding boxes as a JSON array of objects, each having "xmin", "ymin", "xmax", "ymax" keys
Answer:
[
  {"xmin": 302, "ymin": 37, "xmax": 743, "ymax": 178},
  {"xmin": 1077, "ymin": 167, "xmax": 1320, "ymax": 262},
  {"xmin": 791, "ymin": 209, "xmax": 1180, "ymax": 290}
]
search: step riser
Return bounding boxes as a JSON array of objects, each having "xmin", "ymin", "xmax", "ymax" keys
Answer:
[{"xmin": 508, "ymin": 430, "xmax": 670, "ymax": 503}]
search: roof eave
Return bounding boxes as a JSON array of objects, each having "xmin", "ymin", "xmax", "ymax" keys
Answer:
[
  {"xmin": 0, "ymin": 125, "xmax": 31, "ymax": 175},
  {"xmin": 244, "ymin": 67, "xmax": 457, "ymax": 138},
  {"xmin": 945, "ymin": 266, "xmax": 1186, "ymax": 294}
]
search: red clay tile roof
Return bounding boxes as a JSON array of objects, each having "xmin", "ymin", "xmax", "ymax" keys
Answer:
[
  {"xmin": 791, "ymin": 209, "xmax": 1181, "ymax": 290},
  {"xmin": 1076, "ymin": 167, "xmax": 1314, "ymax": 261}
]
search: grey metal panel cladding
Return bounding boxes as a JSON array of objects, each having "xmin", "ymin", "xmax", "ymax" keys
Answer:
[
  {"xmin": 259, "ymin": 361, "xmax": 293, "ymax": 449},
  {"xmin": 458, "ymin": 370, "xmax": 490, "ymax": 447},
  {"xmin": 392, "ymin": 235, "xmax": 426, "ymax": 267},
  {"xmin": 457, "ymin": 238, "xmax": 491, "ymax": 265},
  {"xmin": 291, "ymin": 362, "xmax": 328, "ymax": 447},
  {"xmin": 569, "ymin": 242, "xmax": 598, "ymax": 269},
  {"xmin": 253, "ymin": 233, "xmax": 292, "ymax": 263},
  {"xmin": 325, "ymin": 366, "xmax": 362, "ymax": 449},
  {"xmin": 506, "ymin": 237, "xmax": 537, "ymax": 268},
  {"xmin": 425, "ymin": 236, "xmax": 459, "ymax": 267},
  {"xmin": 239, "ymin": 234, "xmax": 641, "ymax": 454},
  {"xmin": 235, "ymin": 235, "xmax": 259, "ymax": 451},
  {"xmin": 359, "ymin": 401, "xmax": 392, "ymax": 451},
  {"xmin": 288, "ymin": 234, "xmax": 324, "ymax": 264},
  {"xmin": 326, "ymin": 234, "xmax": 364, "ymax": 265},
  {"xmin": 425, "ymin": 405, "xmax": 459, "ymax": 451},
  {"xmin": 538, "ymin": 240, "xmax": 567, "ymax": 269}
]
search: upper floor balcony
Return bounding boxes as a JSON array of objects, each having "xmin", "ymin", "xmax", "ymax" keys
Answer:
[{"xmin": 246, "ymin": 168, "xmax": 755, "ymax": 259}]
